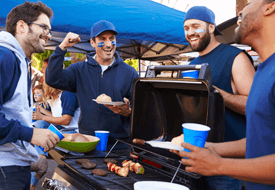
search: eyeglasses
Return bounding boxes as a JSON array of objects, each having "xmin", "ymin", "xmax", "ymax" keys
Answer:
[{"xmin": 28, "ymin": 22, "xmax": 52, "ymax": 36}]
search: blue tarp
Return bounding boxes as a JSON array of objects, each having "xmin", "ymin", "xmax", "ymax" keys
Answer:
[{"xmin": 1, "ymin": 0, "xmax": 191, "ymax": 60}]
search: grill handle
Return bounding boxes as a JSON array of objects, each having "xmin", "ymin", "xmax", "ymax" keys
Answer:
[{"xmin": 145, "ymin": 63, "xmax": 213, "ymax": 87}]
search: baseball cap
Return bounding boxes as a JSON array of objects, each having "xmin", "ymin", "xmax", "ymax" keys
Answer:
[
  {"xmin": 183, "ymin": 6, "xmax": 222, "ymax": 36},
  {"xmin": 90, "ymin": 20, "xmax": 118, "ymax": 39}
]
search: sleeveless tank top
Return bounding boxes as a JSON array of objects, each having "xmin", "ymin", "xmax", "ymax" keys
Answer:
[{"xmin": 190, "ymin": 44, "xmax": 252, "ymax": 141}]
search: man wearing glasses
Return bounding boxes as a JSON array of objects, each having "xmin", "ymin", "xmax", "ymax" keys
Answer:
[{"xmin": 0, "ymin": 2, "xmax": 60, "ymax": 190}]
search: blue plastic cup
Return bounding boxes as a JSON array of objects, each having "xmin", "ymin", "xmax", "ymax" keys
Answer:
[
  {"xmin": 32, "ymin": 107, "xmax": 36, "ymax": 122},
  {"xmin": 181, "ymin": 70, "xmax": 199, "ymax": 79},
  {"xmin": 39, "ymin": 124, "xmax": 64, "ymax": 152},
  {"xmin": 182, "ymin": 123, "xmax": 210, "ymax": 153},
  {"xmin": 48, "ymin": 124, "xmax": 65, "ymax": 140},
  {"xmin": 95, "ymin": 130, "xmax": 109, "ymax": 151}
]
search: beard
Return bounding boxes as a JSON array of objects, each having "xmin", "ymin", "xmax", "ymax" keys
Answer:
[
  {"xmin": 234, "ymin": 26, "xmax": 242, "ymax": 44},
  {"xmin": 234, "ymin": 9, "xmax": 260, "ymax": 45},
  {"xmin": 187, "ymin": 29, "xmax": 211, "ymax": 52},
  {"xmin": 27, "ymin": 27, "xmax": 45, "ymax": 54}
]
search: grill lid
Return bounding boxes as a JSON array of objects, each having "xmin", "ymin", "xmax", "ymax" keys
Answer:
[{"xmin": 127, "ymin": 64, "xmax": 224, "ymax": 178}]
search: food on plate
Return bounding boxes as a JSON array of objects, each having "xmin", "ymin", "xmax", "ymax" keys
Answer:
[
  {"xmin": 107, "ymin": 162, "xmax": 129, "ymax": 177},
  {"xmin": 132, "ymin": 138, "xmax": 145, "ymax": 145},
  {"xmin": 71, "ymin": 133, "xmax": 90, "ymax": 142},
  {"xmin": 82, "ymin": 162, "xmax": 97, "ymax": 169},
  {"xmin": 96, "ymin": 93, "xmax": 112, "ymax": 102},
  {"xmin": 104, "ymin": 158, "xmax": 118, "ymax": 164},
  {"xmin": 76, "ymin": 158, "xmax": 91, "ymax": 164},
  {"xmin": 121, "ymin": 160, "xmax": 145, "ymax": 174},
  {"xmin": 62, "ymin": 134, "xmax": 73, "ymax": 142},
  {"xmin": 171, "ymin": 134, "xmax": 184, "ymax": 146},
  {"xmin": 92, "ymin": 169, "xmax": 108, "ymax": 176}
]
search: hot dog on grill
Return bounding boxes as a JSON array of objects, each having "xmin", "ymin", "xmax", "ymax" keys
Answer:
[{"xmin": 132, "ymin": 138, "xmax": 145, "ymax": 145}]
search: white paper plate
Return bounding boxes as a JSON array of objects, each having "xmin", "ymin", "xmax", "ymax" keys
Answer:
[
  {"xmin": 93, "ymin": 99, "xmax": 125, "ymax": 106},
  {"xmin": 134, "ymin": 181, "xmax": 189, "ymax": 190},
  {"xmin": 146, "ymin": 141, "xmax": 184, "ymax": 151}
]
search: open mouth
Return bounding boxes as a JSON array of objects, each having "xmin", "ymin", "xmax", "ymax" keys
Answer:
[
  {"xmin": 40, "ymin": 35, "xmax": 49, "ymax": 44},
  {"xmin": 187, "ymin": 34, "xmax": 200, "ymax": 43},
  {"xmin": 237, "ymin": 19, "xmax": 242, "ymax": 26},
  {"xmin": 190, "ymin": 37, "xmax": 199, "ymax": 42},
  {"xmin": 103, "ymin": 49, "xmax": 112, "ymax": 53}
]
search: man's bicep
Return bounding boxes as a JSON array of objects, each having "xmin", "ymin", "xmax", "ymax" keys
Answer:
[{"xmin": 231, "ymin": 52, "xmax": 255, "ymax": 96}]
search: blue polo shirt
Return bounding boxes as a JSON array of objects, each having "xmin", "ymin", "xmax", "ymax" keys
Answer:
[{"xmin": 245, "ymin": 52, "xmax": 275, "ymax": 189}]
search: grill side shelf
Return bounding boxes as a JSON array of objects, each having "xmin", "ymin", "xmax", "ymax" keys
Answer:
[{"xmin": 117, "ymin": 140, "xmax": 201, "ymax": 179}]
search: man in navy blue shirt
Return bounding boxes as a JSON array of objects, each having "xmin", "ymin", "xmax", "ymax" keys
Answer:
[
  {"xmin": 173, "ymin": 6, "xmax": 255, "ymax": 190},
  {"xmin": 172, "ymin": 0, "xmax": 275, "ymax": 189},
  {"xmin": 0, "ymin": 2, "xmax": 60, "ymax": 190},
  {"xmin": 46, "ymin": 20, "xmax": 139, "ymax": 150}
]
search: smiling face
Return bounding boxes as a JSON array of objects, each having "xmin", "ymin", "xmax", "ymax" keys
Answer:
[
  {"xmin": 91, "ymin": 31, "xmax": 116, "ymax": 65},
  {"xmin": 184, "ymin": 19, "xmax": 211, "ymax": 52},
  {"xmin": 234, "ymin": 0, "xmax": 264, "ymax": 45},
  {"xmin": 25, "ymin": 13, "xmax": 52, "ymax": 54}
]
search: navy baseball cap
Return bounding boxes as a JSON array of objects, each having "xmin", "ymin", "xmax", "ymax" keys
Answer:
[
  {"xmin": 90, "ymin": 20, "xmax": 118, "ymax": 39},
  {"xmin": 183, "ymin": 6, "xmax": 222, "ymax": 36}
]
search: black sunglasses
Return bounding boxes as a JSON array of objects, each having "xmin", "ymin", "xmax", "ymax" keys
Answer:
[{"xmin": 28, "ymin": 22, "xmax": 52, "ymax": 36}]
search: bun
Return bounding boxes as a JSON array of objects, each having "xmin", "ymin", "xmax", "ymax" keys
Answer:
[
  {"xmin": 71, "ymin": 133, "xmax": 90, "ymax": 142},
  {"xmin": 96, "ymin": 93, "xmax": 112, "ymax": 102}
]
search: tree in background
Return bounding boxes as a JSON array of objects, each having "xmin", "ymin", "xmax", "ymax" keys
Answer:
[
  {"xmin": 32, "ymin": 51, "xmax": 138, "ymax": 71},
  {"xmin": 32, "ymin": 50, "xmax": 54, "ymax": 70},
  {"xmin": 32, "ymin": 50, "xmax": 71, "ymax": 70},
  {"xmin": 70, "ymin": 52, "xmax": 86, "ymax": 64},
  {"xmin": 124, "ymin": 59, "xmax": 138, "ymax": 71}
]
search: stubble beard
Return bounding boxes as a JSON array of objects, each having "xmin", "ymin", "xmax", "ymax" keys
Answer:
[
  {"xmin": 27, "ymin": 27, "xmax": 45, "ymax": 54},
  {"xmin": 234, "ymin": 10, "xmax": 260, "ymax": 45}
]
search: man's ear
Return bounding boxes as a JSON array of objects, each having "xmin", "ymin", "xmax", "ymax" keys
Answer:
[
  {"xmin": 209, "ymin": 23, "xmax": 215, "ymax": 34},
  {"xmin": 90, "ymin": 39, "xmax": 96, "ymax": 48},
  {"xmin": 16, "ymin": 20, "xmax": 28, "ymax": 35},
  {"xmin": 264, "ymin": 2, "xmax": 275, "ymax": 16}
]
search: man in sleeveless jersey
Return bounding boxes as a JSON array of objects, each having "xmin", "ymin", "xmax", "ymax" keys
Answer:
[
  {"xmin": 175, "ymin": 6, "xmax": 255, "ymax": 190},
  {"xmin": 171, "ymin": 1, "xmax": 275, "ymax": 189}
]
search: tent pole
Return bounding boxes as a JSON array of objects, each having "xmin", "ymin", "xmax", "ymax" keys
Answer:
[{"xmin": 138, "ymin": 58, "xmax": 141, "ymax": 76}]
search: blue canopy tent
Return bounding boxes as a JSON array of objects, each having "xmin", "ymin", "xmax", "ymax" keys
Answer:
[{"xmin": 0, "ymin": 0, "xmax": 192, "ymax": 64}]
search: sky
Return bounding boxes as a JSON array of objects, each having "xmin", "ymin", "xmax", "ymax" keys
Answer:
[{"xmin": 152, "ymin": 0, "xmax": 236, "ymax": 25}]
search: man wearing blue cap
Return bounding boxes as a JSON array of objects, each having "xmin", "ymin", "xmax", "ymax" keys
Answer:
[
  {"xmin": 178, "ymin": 5, "xmax": 255, "ymax": 190},
  {"xmin": 45, "ymin": 20, "xmax": 139, "ymax": 150},
  {"xmin": 172, "ymin": 0, "xmax": 275, "ymax": 189}
]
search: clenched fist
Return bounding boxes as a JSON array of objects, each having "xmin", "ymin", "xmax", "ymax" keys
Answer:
[{"xmin": 59, "ymin": 32, "xmax": 81, "ymax": 50}]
